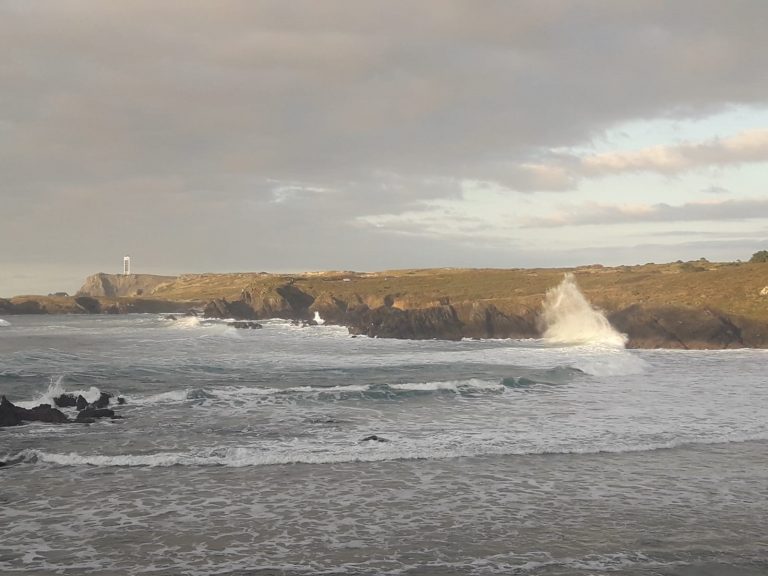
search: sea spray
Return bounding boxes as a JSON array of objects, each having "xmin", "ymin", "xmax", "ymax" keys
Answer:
[
  {"xmin": 14, "ymin": 375, "xmax": 103, "ymax": 409},
  {"xmin": 541, "ymin": 273, "xmax": 627, "ymax": 347}
]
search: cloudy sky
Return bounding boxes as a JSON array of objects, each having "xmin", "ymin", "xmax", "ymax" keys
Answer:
[{"xmin": 2, "ymin": 1, "xmax": 767, "ymax": 296}]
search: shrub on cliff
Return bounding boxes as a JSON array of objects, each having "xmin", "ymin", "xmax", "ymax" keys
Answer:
[{"xmin": 749, "ymin": 250, "xmax": 768, "ymax": 263}]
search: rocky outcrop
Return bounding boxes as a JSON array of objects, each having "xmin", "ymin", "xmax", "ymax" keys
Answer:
[
  {"xmin": 75, "ymin": 407, "xmax": 116, "ymax": 423},
  {"xmin": 204, "ymin": 282, "xmax": 316, "ymax": 320},
  {"xmin": 308, "ymin": 292, "xmax": 350, "ymax": 324},
  {"xmin": 454, "ymin": 302, "xmax": 538, "ymax": 339},
  {"xmin": 77, "ymin": 273, "xmax": 177, "ymax": 298},
  {"xmin": 0, "ymin": 391, "xmax": 127, "ymax": 428},
  {"xmin": 347, "ymin": 305, "xmax": 464, "ymax": 340},
  {"xmin": 0, "ymin": 396, "xmax": 22, "ymax": 427},
  {"xmin": 0, "ymin": 396, "xmax": 69, "ymax": 426},
  {"xmin": 203, "ymin": 298, "xmax": 259, "ymax": 319},
  {"xmin": 74, "ymin": 296, "xmax": 102, "ymax": 313},
  {"xmin": 607, "ymin": 305, "xmax": 762, "ymax": 349}
]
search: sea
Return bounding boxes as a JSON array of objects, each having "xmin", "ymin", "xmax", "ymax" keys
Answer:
[{"xmin": 1, "ymin": 283, "xmax": 767, "ymax": 575}]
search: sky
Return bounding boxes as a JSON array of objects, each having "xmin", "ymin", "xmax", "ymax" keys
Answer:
[{"xmin": 2, "ymin": 1, "xmax": 767, "ymax": 296}]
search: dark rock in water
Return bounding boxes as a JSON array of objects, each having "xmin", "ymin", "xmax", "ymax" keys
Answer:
[
  {"xmin": 76, "ymin": 407, "xmax": 115, "ymax": 422},
  {"xmin": 0, "ymin": 396, "xmax": 22, "ymax": 427},
  {"xmin": 76, "ymin": 395, "xmax": 88, "ymax": 410},
  {"xmin": 93, "ymin": 392, "xmax": 113, "ymax": 409},
  {"xmin": 166, "ymin": 315, "xmax": 178, "ymax": 321},
  {"xmin": 12, "ymin": 402, "xmax": 70, "ymax": 424},
  {"xmin": 227, "ymin": 321, "xmax": 263, "ymax": 329},
  {"xmin": 347, "ymin": 305, "xmax": 464, "ymax": 341},
  {"xmin": 360, "ymin": 434, "xmax": 389, "ymax": 443},
  {"xmin": 184, "ymin": 309, "xmax": 199, "ymax": 317},
  {"xmin": 301, "ymin": 319, "xmax": 318, "ymax": 327},
  {"xmin": 53, "ymin": 393, "xmax": 78, "ymax": 408},
  {"xmin": 186, "ymin": 389, "xmax": 216, "ymax": 400},
  {"xmin": 117, "ymin": 397, "xmax": 126, "ymax": 405}
]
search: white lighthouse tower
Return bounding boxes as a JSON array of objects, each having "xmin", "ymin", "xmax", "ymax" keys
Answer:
[{"xmin": 123, "ymin": 255, "xmax": 131, "ymax": 276}]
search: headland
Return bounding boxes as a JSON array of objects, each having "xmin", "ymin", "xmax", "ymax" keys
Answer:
[{"xmin": 2, "ymin": 261, "xmax": 768, "ymax": 349}]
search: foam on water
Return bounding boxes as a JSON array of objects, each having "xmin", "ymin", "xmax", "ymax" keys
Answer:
[
  {"xmin": 11, "ymin": 428, "xmax": 768, "ymax": 469},
  {"xmin": 0, "ymin": 318, "xmax": 11, "ymax": 327},
  {"xmin": 313, "ymin": 311, "xmax": 325, "ymax": 325},
  {"xmin": 125, "ymin": 378, "xmax": 528, "ymax": 406},
  {"xmin": 541, "ymin": 273, "xmax": 627, "ymax": 347}
]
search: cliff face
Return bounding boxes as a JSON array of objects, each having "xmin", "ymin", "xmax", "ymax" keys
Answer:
[{"xmin": 76, "ymin": 273, "xmax": 177, "ymax": 298}]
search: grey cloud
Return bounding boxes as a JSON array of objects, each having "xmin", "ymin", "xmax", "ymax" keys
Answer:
[
  {"xmin": 524, "ymin": 198, "xmax": 768, "ymax": 228},
  {"xmin": 2, "ymin": 1, "xmax": 768, "ymax": 293}
]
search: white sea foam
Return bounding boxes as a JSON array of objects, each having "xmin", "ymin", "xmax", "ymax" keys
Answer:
[
  {"xmin": 15, "ymin": 429, "xmax": 768, "ymax": 468},
  {"xmin": 14, "ymin": 376, "xmax": 103, "ymax": 410},
  {"xmin": 126, "ymin": 379, "xmax": 510, "ymax": 406},
  {"xmin": 390, "ymin": 379, "xmax": 504, "ymax": 393},
  {"xmin": 541, "ymin": 273, "xmax": 627, "ymax": 347},
  {"xmin": 313, "ymin": 311, "xmax": 325, "ymax": 325},
  {"xmin": 174, "ymin": 316, "xmax": 202, "ymax": 329},
  {"xmin": 0, "ymin": 318, "xmax": 11, "ymax": 327}
]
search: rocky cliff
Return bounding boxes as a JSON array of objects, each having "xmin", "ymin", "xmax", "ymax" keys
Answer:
[{"xmin": 76, "ymin": 273, "xmax": 177, "ymax": 298}]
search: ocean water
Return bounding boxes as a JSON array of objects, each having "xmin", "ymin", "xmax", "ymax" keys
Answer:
[{"xmin": 1, "ymin": 314, "xmax": 767, "ymax": 575}]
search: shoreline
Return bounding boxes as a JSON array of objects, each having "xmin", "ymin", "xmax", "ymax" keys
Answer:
[{"xmin": 3, "ymin": 262, "xmax": 768, "ymax": 349}]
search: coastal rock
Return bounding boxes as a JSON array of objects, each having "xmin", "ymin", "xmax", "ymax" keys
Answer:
[
  {"xmin": 76, "ymin": 395, "xmax": 88, "ymax": 410},
  {"xmin": 608, "ymin": 305, "xmax": 746, "ymax": 349},
  {"xmin": 76, "ymin": 407, "xmax": 115, "ymax": 422},
  {"xmin": 76, "ymin": 273, "xmax": 177, "ymax": 298},
  {"xmin": 2, "ymin": 398, "xmax": 70, "ymax": 425},
  {"xmin": 227, "ymin": 321, "xmax": 263, "ymax": 329},
  {"xmin": 308, "ymin": 292, "xmax": 349, "ymax": 324},
  {"xmin": 0, "ymin": 396, "xmax": 22, "ymax": 427},
  {"xmin": 456, "ymin": 302, "xmax": 538, "ymax": 339},
  {"xmin": 93, "ymin": 392, "xmax": 113, "ymax": 409},
  {"xmin": 203, "ymin": 298, "xmax": 258, "ymax": 320},
  {"xmin": 241, "ymin": 282, "xmax": 316, "ymax": 319},
  {"xmin": 53, "ymin": 393, "xmax": 79, "ymax": 408},
  {"xmin": 74, "ymin": 296, "xmax": 102, "ymax": 314},
  {"xmin": 360, "ymin": 434, "xmax": 389, "ymax": 442},
  {"xmin": 347, "ymin": 305, "xmax": 464, "ymax": 340}
]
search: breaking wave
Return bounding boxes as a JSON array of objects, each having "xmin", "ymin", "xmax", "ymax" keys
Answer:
[
  {"xmin": 0, "ymin": 318, "xmax": 11, "ymax": 327},
  {"xmin": 124, "ymin": 372, "xmax": 585, "ymax": 406},
  {"xmin": 8, "ymin": 430, "xmax": 768, "ymax": 469},
  {"xmin": 12, "ymin": 376, "xmax": 105, "ymax": 410},
  {"xmin": 541, "ymin": 273, "xmax": 627, "ymax": 347}
]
